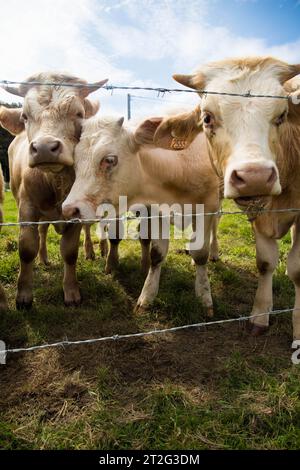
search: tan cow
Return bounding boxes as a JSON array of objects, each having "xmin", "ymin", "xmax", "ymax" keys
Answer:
[
  {"xmin": 146, "ymin": 57, "xmax": 300, "ymax": 339},
  {"xmin": 0, "ymin": 73, "xmax": 107, "ymax": 308},
  {"xmin": 0, "ymin": 166, "xmax": 7, "ymax": 311},
  {"xmin": 62, "ymin": 110, "xmax": 220, "ymax": 314}
]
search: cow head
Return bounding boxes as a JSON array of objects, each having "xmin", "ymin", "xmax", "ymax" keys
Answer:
[
  {"xmin": 0, "ymin": 73, "xmax": 107, "ymax": 172},
  {"xmin": 62, "ymin": 110, "xmax": 198, "ymax": 219},
  {"xmin": 173, "ymin": 57, "xmax": 300, "ymax": 206}
]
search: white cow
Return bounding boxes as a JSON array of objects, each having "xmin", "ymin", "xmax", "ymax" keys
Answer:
[{"xmin": 62, "ymin": 109, "xmax": 220, "ymax": 314}]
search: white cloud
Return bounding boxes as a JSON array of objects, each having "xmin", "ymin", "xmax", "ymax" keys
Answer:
[{"xmin": 0, "ymin": 0, "xmax": 299, "ymax": 116}]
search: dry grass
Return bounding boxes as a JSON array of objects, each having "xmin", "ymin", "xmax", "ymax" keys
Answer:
[{"xmin": 0, "ymin": 193, "xmax": 300, "ymax": 449}]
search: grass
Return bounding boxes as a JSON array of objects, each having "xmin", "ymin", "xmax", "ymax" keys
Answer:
[{"xmin": 0, "ymin": 191, "xmax": 299, "ymax": 450}]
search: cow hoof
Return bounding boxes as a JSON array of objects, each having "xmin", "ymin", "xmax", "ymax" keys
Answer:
[
  {"xmin": 209, "ymin": 254, "xmax": 219, "ymax": 262},
  {"xmin": 64, "ymin": 289, "xmax": 81, "ymax": 307},
  {"xmin": 249, "ymin": 324, "xmax": 268, "ymax": 337},
  {"xmin": 85, "ymin": 252, "xmax": 96, "ymax": 261},
  {"xmin": 40, "ymin": 258, "xmax": 51, "ymax": 266},
  {"xmin": 134, "ymin": 302, "xmax": 148, "ymax": 315},
  {"xmin": 206, "ymin": 306, "xmax": 214, "ymax": 318},
  {"xmin": 0, "ymin": 300, "xmax": 8, "ymax": 312},
  {"xmin": 16, "ymin": 295, "xmax": 33, "ymax": 310}
]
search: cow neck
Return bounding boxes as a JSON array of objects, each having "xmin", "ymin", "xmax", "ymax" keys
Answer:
[
  {"xmin": 276, "ymin": 122, "xmax": 300, "ymax": 196},
  {"xmin": 45, "ymin": 167, "xmax": 75, "ymax": 209}
]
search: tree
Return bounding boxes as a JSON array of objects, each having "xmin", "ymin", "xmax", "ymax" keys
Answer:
[{"xmin": 0, "ymin": 102, "xmax": 22, "ymax": 183}]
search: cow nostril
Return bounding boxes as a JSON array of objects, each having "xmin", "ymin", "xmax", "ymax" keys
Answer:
[
  {"xmin": 30, "ymin": 142, "xmax": 38, "ymax": 156},
  {"xmin": 70, "ymin": 207, "xmax": 81, "ymax": 219},
  {"xmin": 230, "ymin": 170, "xmax": 246, "ymax": 187},
  {"xmin": 267, "ymin": 167, "xmax": 277, "ymax": 185},
  {"xmin": 49, "ymin": 140, "xmax": 62, "ymax": 155}
]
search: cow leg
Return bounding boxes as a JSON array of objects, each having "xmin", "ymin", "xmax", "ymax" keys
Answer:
[
  {"xmin": 105, "ymin": 239, "xmax": 121, "ymax": 274},
  {"xmin": 287, "ymin": 219, "xmax": 300, "ymax": 340},
  {"xmin": 60, "ymin": 224, "xmax": 82, "ymax": 306},
  {"xmin": 38, "ymin": 223, "xmax": 50, "ymax": 266},
  {"xmin": 190, "ymin": 214, "xmax": 214, "ymax": 317},
  {"xmin": 97, "ymin": 223, "xmax": 108, "ymax": 258},
  {"xmin": 250, "ymin": 229, "xmax": 279, "ymax": 336},
  {"xmin": 139, "ymin": 216, "xmax": 151, "ymax": 275},
  {"xmin": 105, "ymin": 221, "xmax": 124, "ymax": 274},
  {"xmin": 83, "ymin": 224, "xmax": 95, "ymax": 260},
  {"xmin": 0, "ymin": 284, "xmax": 8, "ymax": 312},
  {"xmin": 16, "ymin": 206, "xmax": 39, "ymax": 309},
  {"xmin": 209, "ymin": 215, "xmax": 220, "ymax": 262},
  {"xmin": 140, "ymin": 238, "xmax": 151, "ymax": 275},
  {"xmin": 136, "ymin": 238, "xmax": 169, "ymax": 311}
]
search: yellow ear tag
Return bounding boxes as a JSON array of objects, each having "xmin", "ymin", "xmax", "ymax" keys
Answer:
[{"xmin": 170, "ymin": 137, "xmax": 187, "ymax": 150}]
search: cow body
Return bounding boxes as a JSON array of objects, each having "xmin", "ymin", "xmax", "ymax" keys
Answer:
[
  {"xmin": 0, "ymin": 73, "xmax": 107, "ymax": 308},
  {"xmin": 164, "ymin": 56, "xmax": 300, "ymax": 338},
  {"xmin": 62, "ymin": 114, "xmax": 220, "ymax": 314}
]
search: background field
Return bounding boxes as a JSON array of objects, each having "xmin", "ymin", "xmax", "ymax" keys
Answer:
[{"xmin": 0, "ymin": 192, "xmax": 299, "ymax": 450}]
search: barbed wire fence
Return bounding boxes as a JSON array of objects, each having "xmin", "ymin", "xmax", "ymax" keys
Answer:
[{"xmin": 0, "ymin": 78, "xmax": 300, "ymax": 360}]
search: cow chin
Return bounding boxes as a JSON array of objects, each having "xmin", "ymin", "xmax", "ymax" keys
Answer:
[
  {"xmin": 33, "ymin": 163, "xmax": 65, "ymax": 173},
  {"xmin": 234, "ymin": 195, "xmax": 272, "ymax": 211}
]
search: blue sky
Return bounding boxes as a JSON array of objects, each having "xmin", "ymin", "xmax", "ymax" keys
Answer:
[{"xmin": 0, "ymin": 0, "xmax": 299, "ymax": 117}]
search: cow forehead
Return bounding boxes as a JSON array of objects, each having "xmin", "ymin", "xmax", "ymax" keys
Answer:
[
  {"xmin": 24, "ymin": 87, "xmax": 82, "ymax": 117},
  {"xmin": 202, "ymin": 68, "xmax": 287, "ymax": 122}
]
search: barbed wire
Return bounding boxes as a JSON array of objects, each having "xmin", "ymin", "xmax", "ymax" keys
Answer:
[
  {"xmin": 0, "ymin": 207, "xmax": 300, "ymax": 227},
  {"xmin": 0, "ymin": 79, "xmax": 294, "ymax": 100},
  {"xmin": 1, "ymin": 307, "xmax": 296, "ymax": 356}
]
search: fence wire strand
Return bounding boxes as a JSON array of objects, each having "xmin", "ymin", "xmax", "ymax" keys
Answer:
[
  {"xmin": 0, "ymin": 207, "xmax": 300, "ymax": 227},
  {"xmin": 1, "ymin": 308, "xmax": 297, "ymax": 356},
  {"xmin": 0, "ymin": 79, "xmax": 294, "ymax": 100}
]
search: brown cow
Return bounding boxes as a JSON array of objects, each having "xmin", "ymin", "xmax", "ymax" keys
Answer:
[
  {"xmin": 147, "ymin": 57, "xmax": 300, "ymax": 339},
  {"xmin": 0, "ymin": 73, "xmax": 107, "ymax": 308}
]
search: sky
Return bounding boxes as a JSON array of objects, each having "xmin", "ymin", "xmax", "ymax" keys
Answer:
[{"xmin": 0, "ymin": 0, "xmax": 300, "ymax": 118}]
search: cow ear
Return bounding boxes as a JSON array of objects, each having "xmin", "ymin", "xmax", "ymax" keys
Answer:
[
  {"xmin": 84, "ymin": 99, "xmax": 100, "ymax": 118},
  {"xmin": 79, "ymin": 79, "xmax": 108, "ymax": 98},
  {"xmin": 154, "ymin": 106, "xmax": 202, "ymax": 150},
  {"xmin": 134, "ymin": 117, "xmax": 164, "ymax": 146},
  {"xmin": 134, "ymin": 107, "xmax": 202, "ymax": 150},
  {"xmin": 173, "ymin": 72, "xmax": 206, "ymax": 91},
  {"xmin": 0, "ymin": 106, "xmax": 24, "ymax": 135},
  {"xmin": 283, "ymin": 76, "xmax": 300, "ymax": 121},
  {"xmin": 280, "ymin": 64, "xmax": 300, "ymax": 85}
]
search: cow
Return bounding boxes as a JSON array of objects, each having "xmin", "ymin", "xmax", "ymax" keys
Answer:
[
  {"xmin": 0, "ymin": 73, "xmax": 107, "ymax": 308},
  {"xmin": 62, "ymin": 109, "xmax": 220, "ymax": 314},
  {"xmin": 144, "ymin": 57, "xmax": 300, "ymax": 339},
  {"xmin": 0, "ymin": 165, "xmax": 7, "ymax": 311}
]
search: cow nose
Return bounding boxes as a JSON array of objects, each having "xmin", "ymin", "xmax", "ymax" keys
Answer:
[
  {"xmin": 62, "ymin": 204, "xmax": 81, "ymax": 219},
  {"xmin": 29, "ymin": 138, "xmax": 63, "ymax": 160},
  {"xmin": 230, "ymin": 166, "xmax": 277, "ymax": 196}
]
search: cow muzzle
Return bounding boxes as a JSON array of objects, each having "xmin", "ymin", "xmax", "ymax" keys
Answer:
[
  {"xmin": 29, "ymin": 136, "xmax": 65, "ymax": 171},
  {"xmin": 62, "ymin": 200, "xmax": 96, "ymax": 220},
  {"xmin": 225, "ymin": 162, "xmax": 281, "ymax": 202}
]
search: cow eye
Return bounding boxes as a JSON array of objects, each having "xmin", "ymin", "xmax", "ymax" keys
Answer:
[
  {"xmin": 101, "ymin": 154, "xmax": 118, "ymax": 170},
  {"xmin": 21, "ymin": 112, "xmax": 28, "ymax": 123},
  {"xmin": 275, "ymin": 111, "xmax": 287, "ymax": 126},
  {"xmin": 203, "ymin": 112, "xmax": 214, "ymax": 126}
]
